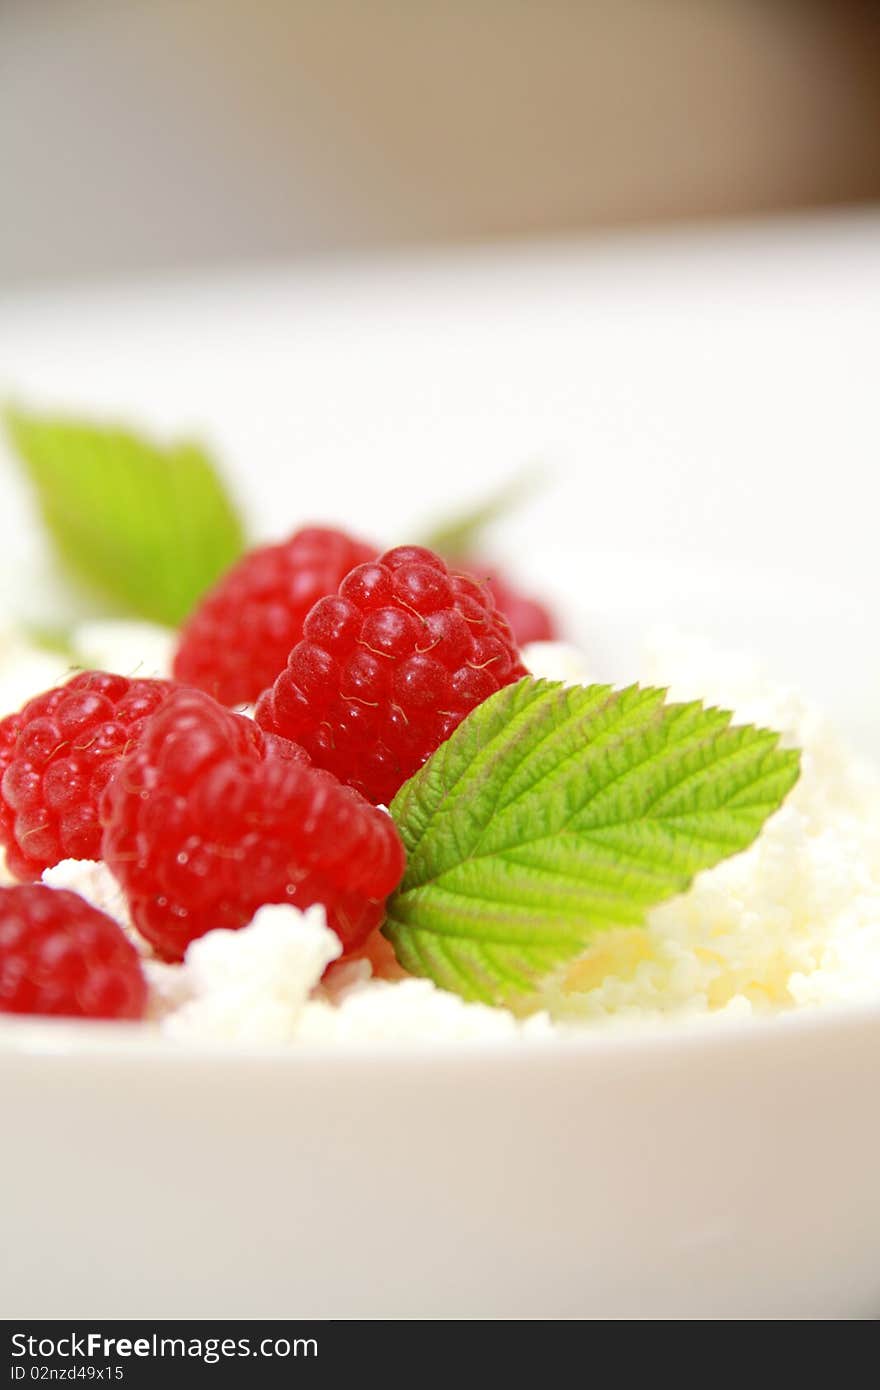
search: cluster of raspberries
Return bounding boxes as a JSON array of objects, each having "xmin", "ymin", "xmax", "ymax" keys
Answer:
[{"xmin": 0, "ymin": 533, "xmax": 539, "ymax": 1021}]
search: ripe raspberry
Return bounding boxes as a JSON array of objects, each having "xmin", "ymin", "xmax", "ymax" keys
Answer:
[
  {"xmin": 0, "ymin": 672, "xmax": 175, "ymax": 882},
  {"xmin": 0, "ymin": 884, "xmax": 146, "ymax": 1020},
  {"xmin": 254, "ymin": 545, "xmax": 528, "ymax": 805},
  {"xmin": 173, "ymin": 526, "xmax": 375, "ymax": 706},
  {"xmin": 101, "ymin": 688, "xmax": 405, "ymax": 961}
]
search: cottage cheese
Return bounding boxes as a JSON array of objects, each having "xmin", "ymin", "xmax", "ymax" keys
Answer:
[
  {"xmin": 147, "ymin": 905, "xmax": 342, "ymax": 1043},
  {"xmin": 139, "ymin": 904, "xmax": 554, "ymax": 1045},
  {"xmin": 41, "ymin": 858, "xmax": 141, "ymax": 946}
]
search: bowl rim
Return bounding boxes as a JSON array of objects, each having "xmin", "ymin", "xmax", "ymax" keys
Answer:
[{"xmin": 1, "ymin": 990, "xmax": 879, "ymax": 1071}]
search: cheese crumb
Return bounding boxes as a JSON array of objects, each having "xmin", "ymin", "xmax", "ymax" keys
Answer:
[
  {"xmin": 41, "ymin": 857, "xmax": 137, "ymax": 936},
  {"xmin": 298, "ymin": 978, "xmax": 554, "ymax": 1044},
  {"xmin": 150, "ymin": 904, "xmax": 341, "ymax": 1043},
  {"xmin": 522, "ymin": 640, "xmax": 592, "ymax": 686}
]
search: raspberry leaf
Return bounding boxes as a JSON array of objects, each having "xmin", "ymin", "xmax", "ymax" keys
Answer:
[
  {"xmin": 385, "ymin": 677, "xmax": 800, "ymax": 1005},
  {"xmin": 4, "ymin": 406, "xmax": 245, "ymax": 626}
]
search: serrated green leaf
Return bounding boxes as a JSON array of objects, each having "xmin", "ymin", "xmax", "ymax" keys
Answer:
[
  {"xmin": 385, "ymin": 677, "xmax": 801, "ymax": 1006},
  {"xmin": 4, "ymin": 406, "xmax": 246, "ymax": 626}
]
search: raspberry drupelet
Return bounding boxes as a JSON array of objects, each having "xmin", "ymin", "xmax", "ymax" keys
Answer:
[
  {"xmin": 173, "ymin": 526, "xmax": 375, "ymax": 706},
  {"xmin": 254, "ymin": 545, "xmax": 528, "ymax": 805},
  {"xmin": 101, "ymin": 688, "xmax": 406, "ymax": 962},
  {"xmin": 0, "ymin": 672, "xmax": 176, "ymax": 881},
  {"xmin": 0, "ymin": 884, "xmax": 146, "ymax": 1020}
]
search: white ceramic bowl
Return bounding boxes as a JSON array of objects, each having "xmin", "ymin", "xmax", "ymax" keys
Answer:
[
  {"xmin": 2, "ymin": 1004, "xmax": 879, "ymax": 1320},
  {"xmin": 1, "ymin": 220, "xmax": 879, "ymax": 1319}
]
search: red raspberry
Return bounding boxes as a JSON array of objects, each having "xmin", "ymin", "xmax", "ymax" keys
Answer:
[
  {"xmin": 173, "ymin": 526, "xmax": 375, "ymax": 706},
  {"xmin": 0, "ymin": 884, "xmax": 146, "ymax": 1020},
  {"xmin": 0, "ymin": 672, "xmax": 175, "ymax": 882},
  {"xmin": 254, "ymin": 545, "xmax": 528, "ymax": 805},
  {"xmin": 101, "ymin": 688, "xmax": 405, "ymax": 962}
]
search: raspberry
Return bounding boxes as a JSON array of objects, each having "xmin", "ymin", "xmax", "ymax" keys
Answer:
[
  {"xmin": 254, "ymin": 545, "xmax": 528, "ymax": 805},
  {"xmin": 173, "ymin": 526, "xmax": 375, "ymax": 706},
  {"xmin": 0, "ymin": 672, "xmax": 175, "ymax": 882},
  {"xmin": 101, "ymin": 688, "xmax": 405, "ymax": 961},
  {"xmin": 0, "ymin": 884, "xmax": 146, "ymax": 1020}
]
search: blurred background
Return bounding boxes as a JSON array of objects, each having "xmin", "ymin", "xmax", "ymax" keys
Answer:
[
  {"xmin": 2, "ymin": 0, "xmax": 880, "ymax": 286},
  {"xmin": 1, "ymin": 0, "xmax": 879, "ymax": 750}
]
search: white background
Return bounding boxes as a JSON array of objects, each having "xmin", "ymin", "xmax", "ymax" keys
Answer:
[{"xmin": 0, "ymin": 212, "xmax": 877, "ymax": 750}]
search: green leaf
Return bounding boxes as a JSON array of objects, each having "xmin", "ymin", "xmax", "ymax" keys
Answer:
[
  {"xmin": 21, "ymin": 623, "xmax": 78, "ymax": 660},
  {"xmin": 4, "ymin": 406, "xmax": 246, "ymax": 626},
  {"xmin": 419, "ymin": 467, "xmax": 542, "ymax": 562},
  {"xmin": 385, "ymin": 677, "xmax": 800, "ymax": 1006}
]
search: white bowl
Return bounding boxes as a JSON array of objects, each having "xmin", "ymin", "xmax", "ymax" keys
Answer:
[
  {"xmin": 2, "ymin": 1003, "xmax": 879, "ymax": 1320},
  {"xmin": 1, "ymin": 221, "xmax": 879, "ymax": 1319}
]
